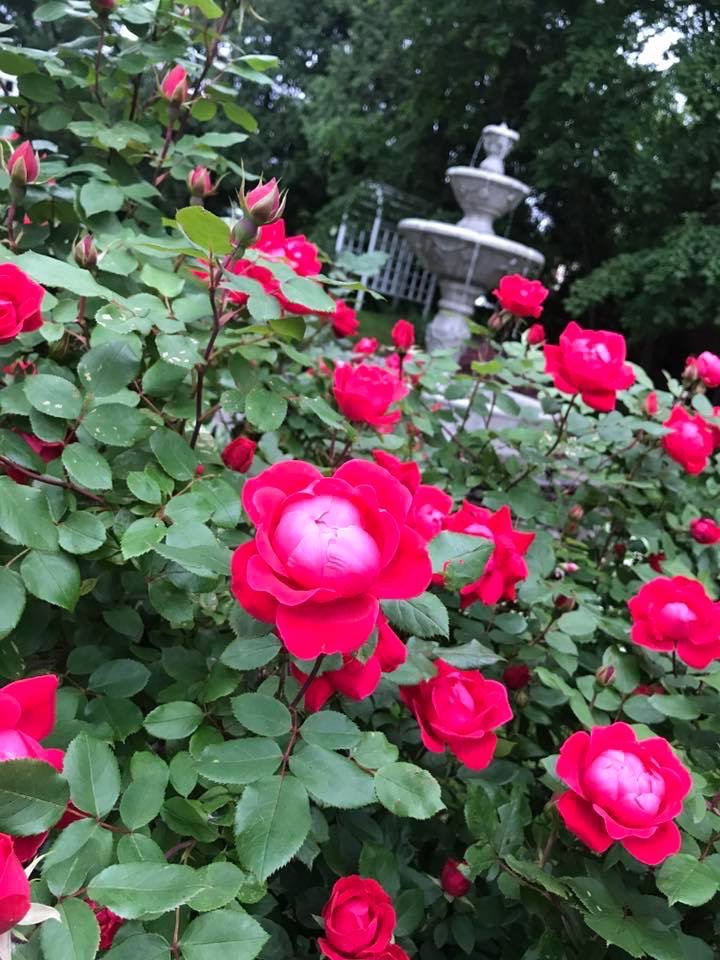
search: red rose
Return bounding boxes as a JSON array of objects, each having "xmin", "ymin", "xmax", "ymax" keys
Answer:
[
  {"xmin": 502, "ymin": 663, "xmax": 530, "ymax": 690},
  {"xmin": 7, "ymin": 141, "xmax": 39, "ymax": 186},
  {"xmin": 87, "ymin": 900, "xmax": 125, "ymax": 950},
  {"xmin": 319, "ymin": 876, "xmax": 398, "ymax": 960},
  {"xmin": 333, "ymin": 363, "xmax": 408, "ymax": 433},
  {"xmin": 0, "ymin": 834, "xmax": 30, "ymax": 934},
  {"xmin": 3, "ymin": 432, "xmax": 65, "ymax": 485},
  {"xmin": 629, "ymin": 575, "xmax": 720, "ymax": 669},
  {"xmin": 391, "ymin": 319, "xmax": 415, "ymax": 351},
  {"xmin": 0, "ymin": 264, "xmax": 45, "ymax": 343},
  {"xmin": 441, "ymin": 502, "xmax": 534, "ymax": 606},
  {"xmin": 544, "ymin": 321, "xmax": 635, "ymax": 412},
  {"xmin": 647, "ymin": 552, "xmax": 665, "ymax": 573},
  {"xmin": 243, "ymin": 178, "xmax": 285, "ymax": 227},
  {"xmin": 440, "ymin": 859, "xmax": 471, "ymax": 897},
  {"xmin": 221, "ymin": 436, "xmax": 256, "ymax": 474},
  {"xmin": 527, "ymin": 322, "xmax": 545, "ymax": 345},
  {"xmin": 633, "ymin": 684, "xmax": 665, "ymax": 697},
  {"xmin": 556, "ymin": 722, "xmax": 691, "ymax": 865},
  {"xmin": 695, "ymin": 351, "xmax": 720, "ymax": 388},
  {"xmin": 711, "ymin": 406, "xmax": 720, "ymax": 449},
  {"xmin": 188, "ymin": 166, "xmax": 213, "ymax": 198},
  {"xmin": 254, "ymin": 219, "xmax": 321, "ymax": 277},
  {"xmin": 329, "ymin": 300, "xmax": 359, "ymax": 338},
  {"xmin": 353, "ymin": 337, "xmax": 379, "ymax": 356},
  {"xmin": 292, "ymin": 611, "xmax": 406, "ymax": 711},
  {"xmin": 689, "ymin": 517, "xmax": 720, "ymax": 545},
  {"xmin": 662, "ymin": 406, "xmax": 714, "ymax": 475},
  {"xmin": 492, "ymin": 274, "xmax": 548, "ymax": 319},
  {"xmin": 401, "ymin": 660, "xmax": 512, "ymax": 769},
  {"xmin": 644, "ymin": 391, "xmax": 659, "ymax": 416},
  {"xmin": 371, "ymin": 450, "xmax": 452, "ymax": 542},
  {"xmin": 160, "ymin": 65, "xmax": 188, "ymax": 103},
  {"xmin": 231, "ymin": 459, "xmax": 432, "ymax": 658}
]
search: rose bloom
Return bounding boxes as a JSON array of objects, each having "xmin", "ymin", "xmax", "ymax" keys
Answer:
[
  {"xmin": 502, "ymin": 663, "xmax": 531, "ymax": 690},
  {"xmin": 160, "ymin": 65, "xmax": 188, "ymax": 103},
  {"xmin": 333, "ymin": 363, "xmax": 408, "ymax": 433},
  {"xmin": 695, "ymin": 351, "xmax": 720, "ymax": 389},
  {"xmin": 440, "ymin": 859, "xmax": 472, "ymax": 898},
  {"xmin": 0, "ymin": 834, "xmax": 30, "ymax": 934},
  {"xmin": 231, "ymin": 459, "xmax": 432, "ymax": 658},
  {"xmin": 629, "ymin": 575, "xmax": 720, "ymax": 669},
  {"xmin": 556, "ymin": 722, "xmax": 691, "ymax": 865},
  {"xmin": 644, "ymin": 391, "xmax": 659, "ymax": 416},
  {"xmin": 329, "ymin": 300, "xmax": 359, "ymax": 338},
  {"xmin": 254, "ymin": 219, "xmax": 321, "ymax": 276},
  {"xmin": 527, "ymin": 322, "xmax": 545, "ymax": 345},
  {"xmin": 0, "ymin": 264, "xmax": 45, "ymax": 343},
  {"xmin": 221, "ymin": 436, "xmax": 256, "ymax": 474},
  {"xmin": 372, "ymin": 450, "xmax": 452, "ymax": 542},
  {"xmin": 647, "ymin": 552, "xmax": 666, "ymax": 573},
  {"xmin": 441, "ymin": 502, "xmax": 534, "ymax": 606},
  {"xmin": 492, "ymin": 274, "xmax": 548, "ymax": 318},
  {"xmin": 391, "ymin": 319, "xmax": 415, "ymax": 351},
  {"xmin": 689, "ymin": 517, "xmax": 720, "ymax": 545},
  {"xmin": 401, "ymin": 660, "xmax": 512, "ymax": 769},
  {"xmin": 292, "ymin": 612, "xmax": 406, "ymax": 711},
  {"xmin": 662, "ymin": 406, "xmax": 715, "ymax": 475},
  {"xmin": 353, "ymin": 337, "xmax": 378, "ymax": 356},
  {"xmin": 544, "ymin": 321, "xmax": 635, "ymax": 412},
  {"xmin": 319, "ymin": 876, "xmax": 398, "ymax": 960},
  {"xmin": 87, "ymin": 900, "xmax": 125, "ymax": 950}
]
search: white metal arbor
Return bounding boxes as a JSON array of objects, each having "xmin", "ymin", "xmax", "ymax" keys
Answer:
[{"xmin": 334, "ymin": 182, "xmax": 437, "ymax": 315}]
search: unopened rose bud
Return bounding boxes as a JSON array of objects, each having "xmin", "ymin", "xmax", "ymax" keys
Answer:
[
  {"xmin": 241, "ymin": 177, "xmax": 285, "ymax": 227},
  {"xmin": 527, "ymin": 322, "xmax": 545, "ymax": 345},
  {"xmin": 554, "ymin": 594, "xmax": 577, "ymax": 612},
  {"xmin": 160, "ymin": 65, "xmax": 189, "ymax": 105},
  {"xmin": 515, "ymin": 689, "xmax": 529, "ymax": 708},
  {"xmin": 503, "ymin": 663, "xmax": 530, "ymax": 690},
  {"xmin": 595, "ymin": 664, "xmax": 615, "ymax": 687},
  {"xmin": 440, "ymin": 859, "xmax": 471, "ymax": 898},
  {"xmin": 682, "ymin": 356, "xmax": 699, "ymax": 383},
  {"xmin": 195, "ymin": 464, "xmax": 205, "ymax": 477},
  {"xmin": 562, "ymin": 562, "xmax": 579, "ymax": 573},
  {"xmin": 644, "ymin": 391, "xmax": 658, "ymax": 416},
  {"xmin": 73, "ymin": 234, "xmax": 97, "ymax": 271},
  {"xmin": 231, "ymin": 215, "xmax": 259, "ymax": 249},
  {"xmin": 568, "ymin": 504, "xmax": 584, "ymax": 522},
  {"xmin": 488, "ymin": 312, "xmax": 506, "ymax": 331},
  {"xmin": 91, "ymin": 0, "xmax": 116, "ymax": 13},
  {"xmin": 614, "ymin": 542, "xmax": 626, "ymax": 560},
  {"xmin": 188, "ymin": 165, "xmax": 213, "ymax": 200},
  {"xmin": 566, "ymin": 521, "xmax": 578, "ymax": 536},
  {"xmin": 7, "ymin": 141, "xmax": 39, "ymax": 187}
]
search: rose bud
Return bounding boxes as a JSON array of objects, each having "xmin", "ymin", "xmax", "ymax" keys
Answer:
[
  {"xmin": 353, "ymin": 337, "xmax": 379, "ymax": 356},
  {"xmin": 440, "ymin": 859, "xmax": 472, "ymax": 898},
  {"xmin": 160, "ymin": 65, "xmax": 189, "ymax": 105},
  {"xmin": 221, "ymin": 436, "xmax": 256, "ymax": 474},
  {"xmin": 568, "ymin": 504, "xmax": 584, "ymax": 522},
  {"xmin": 647, "ymin": 552, "xmax": 665, "ymax": 573},
  {"xmin": 682, "ymin": 356, "xmax": 698, "ymax": 383},
  {"xmin": 488, "ymin": 311, "xmax": 506, "ymax": 332},
  {"xmin": 188, "ymin": 165, "xmax": 213, "ymax": 199},
  {"xmin": 562, "ymin": 561, "xmax": 579, "ymax": 573},
  {"xmin": 502, "ymin": 663, "xmax": 530, "ymax": 690},
  {"xmin": 554, "ymin": 594, "xmax": 577, "ymax": 612},
  {"xmin": 614, "ymin": 542, "xmax": 626, "ymax": 560},
  {"xmin": 695, "ymin": 351, "xmax": 720, "ymax": 389},
  {"xmin": 644, "ymin": 391, "xmax": 659, "ymax": 416},
  {"xmin": 689, "ymin": 517, "xmax": 720, "ymax": 545},
  {"xmin": 73, "ymin": 234, "xmax": 97, "ymax": 271},
  {"xmin": 7, "ymin": 141, "xmax": 39, "ymax": 187},
  {"xmin": 241, "ymin": 177, "xmax": 286, "ymax": 227},
  {"xmin": 527, "ymin": 322, "xmax": 546, "ymax": 345},
  {"xmin": 391, "ymin": 318, "xmax": 415, "ymax": 351},
  {"xmin": 595, "ymin": 664, "xmax": 615, "ymax": 687},
  {"xmin": 91, "ymin": 0, "xmax": 116, "ymax": 13},
  {"xmin": 194, "ymin": 464, "xmax": 205, "ymax": 477}
]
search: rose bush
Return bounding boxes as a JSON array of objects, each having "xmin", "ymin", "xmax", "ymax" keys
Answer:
[{"xmin": 0, "ymin": 4, "xmax": 719, "ymax": 960}]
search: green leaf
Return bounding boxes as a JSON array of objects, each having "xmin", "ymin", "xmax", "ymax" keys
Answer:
[
  {"xmin": 176, "ymin": 206, "xmax": 232, "ymax": 254},
  {"xmin": 231, "ymin": 693, "xmax": 292, "ymax": 737},
  {"xmin": 82, "ymin": 404, "xmax": 153, "ymax": 447},
  {"xmin": 503, "ymin": 855, "xmax": 569, "ymax": 898},
  {"xmin": 88, "ymin": 863, "xmax": 204, "ymax": 919},
  {"xmin": 244, "ymin": 387, "xmax": 288, "ymax": 431},
  {"xmin": 61, "ymin": 444, "xmax": 113, "ymax": 491},
  {"xmin": 64, "ymin": 733, "xmax": 121, "ymax": 818},
  {"xmin": 150, "ymin": 427, "xmax": 197, "ymax": 480},
  {"xmin": 9, "ymin": 251, "xmax": 117, "ymax": 299},
  {"xmin": 350, "ymin": 732, "xmax": 399, "ymax": 769},
  {"xmin": 89, "ymin": 659, "xmax": 151, "ymax": 698},
  {"xmin": 179, "ymin": 908, "xmax": 269, "ymax": 960},
  {"xmin": 120, "ymin": 752, "xmax": 169, "ymax": 830},
  {"xmin": 300, "ymin": 712, "xmax": 361, "ymax": 750},
  {"xmin": 156, "ymin": 334, "xmax": 203, "ymax": 369},
  {"xmin": 127, "ymin": 470, "xmax": 162, "ymax": 504},
  {"xmin": 161, "ymin": 797, "xmax": 217, "ymax": 842},
  {"xmin": 223, "ymin": 102, "xmax": 259, "ymax": 132},
  {"xmin": 220, "ymin": 634, "xmax": 281, "ymax": 670},
  {"xmin": 80, "ymin": 181, "xmax": 125, "ymax": 217},
  {"xmin": 429, "ymin": 532, "xmax": 493, "ymax": 588},
  {"xmin": 0, "ymin": 478, "xmax": 58, "ymax": 550},
  {"xmin": 234, "ymin": 775, "xmax": 311, "ymax": 880},
  {"xmin": 186, "ymin": 862, "xmax": 248, "ymax": 912},
  {"xmin": 0, "ymin": 568, "xmax": 26, "ymax": 639},
  {"xmin": 650, "ymin": 693, "xmax": 702, "ymax": 720},
  {"xmin": 21, "ymin": 550, "xmax": 80, "ymax": 611},
  {"xmin": 197, "ymin": 738, "xmax": 282, "ymax": 785},
  {"xmin": 77, "ymin": 341, "xmax": 141, "ymax": 397},
  {"xmin": 0, "ymin": 758, "xmax": 69, "ymax": 834},
  {"xmin": 374, "ymin": 762, "xmax": 444, "ymax": 819},
  {"xmin": 441, "ymin": 640, "xmax": 503, "ymax": 669},
  {"xmin": 58, "ymin": 512, "xmax": 107, "ymax": 554},
  {"xmin": 144, "ymin": 701, "xmax": 204, "ymax": 739},
  {"xmin": 121, "ymin": 517, "xmax": 167, "ymax": 559},
  {"xmin": 556, "ymin": 609, "xmax": 599, "ymax": 637},
  {"xmin": 394, "ymin": 888, "xmax": 425, "ymax": 937},
  {"xmin": 280, "ymin": 277, "xmax": 334, "ymax": 311},
  {"xmin": 103, "ymin": 934, "xmax": 171, "ymax": 960},
  {"xmin": 40, "ymin": 898, "xmax": 100, "ymax": 960},
  {"xmin": 43, "ymin": 819, "xmax": 113, "ymax": 897},
  {"xmin": 140, "ymin": 263, "xmax": 185, "ymax": 298},
  {"xmin": 290, "ymin": 743, "xmax": 376, "ymax": 808},
  {"xmin": 25, "ymin": 373, "xmax": 82, "ymax": 419},
  {"xmin": 382, "ymin": 593, "xmax": 449, "ymax": 639},
  {"xmin": 656, "ymin": 853, "xmax": 720, "ymax": 906}
]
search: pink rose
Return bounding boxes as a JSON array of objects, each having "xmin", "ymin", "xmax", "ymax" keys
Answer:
[
  {"xmin": 231, "ymin": 459, "xmax": 432, "ymax": 658},
  {"xmin": 527, "ymin": 322, "xmax": 545, "ymax": 345},
  {"xmin": 556, "ymin": 722, "xmax": 691, "ymax": 865},
  {"xmin": 353, "ymin": 337, "xmax": 379, "ymax": 356},
  {"xmin": 0, "ymin": 264, "xmax": 45, "ymax": 343},
  {"xmin": 695, "ymin": 351, "xmax": 720, "ymax": 388},
  {"xmin": 644, "ymin": 391, "xmax": 659, "ymax": 416},
  {"xmin": 188, "ymin": 166, "xmax": 213, "ymax": 198},
  {"xmin": 662, "ymin": 406, "xmax": 714, "ymax": 475},
  {"xmin": 243, "ymin": 178, "xmax": 285, "ymax": 227},
  {"xmin": 333, "ymin": 363, "xmax": 408, "ymax": 433},
  {"xmin": 160, "ymin": 65, "xmax": 188, "ymax": 104},
  {"xmin": 319, "ymin": 876, "xmax": 398, "ymax": 960},
  {"xmin": 544, "ymin": 321, "xmax": 635, "ymax": 411},
  {"xmin": 371, "ymin": 450, "xmax": 452, "ymax": 541},
  {"xmin": 689, "ymin": 517, "xmax": 720, "ymax": 545},
  {"xmin": 391, "ymin": 319, "xmax": 415, "ymax": 351},
  {"xmin": 329, "ymin": 300, "xmax": 359, "ymax": 338},
  {"xmin": 492, "ymin": 274, "xmax": 548, "ymax": 318},
  {"xmin": 7, "ymin": 142, "xmax": 39, "ymax": 186},
  {"xmin": 401, "ymin": 660, "xmax": 512, "ymax": 769}
]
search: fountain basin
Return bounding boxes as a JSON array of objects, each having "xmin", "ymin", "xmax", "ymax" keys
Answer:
[{"xmin": 448, "ymin": 167, "xmax": 530, "ymax": 234}]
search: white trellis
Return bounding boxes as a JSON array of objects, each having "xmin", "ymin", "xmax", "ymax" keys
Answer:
[{"xmin": 334, "ymin": 183, "xmax": 437, "ymax": 315}]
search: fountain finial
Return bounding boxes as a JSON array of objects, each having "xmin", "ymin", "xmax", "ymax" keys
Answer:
[{"xmin": 479, "ymin": 123, "xmax": 519, "ymax": 174}]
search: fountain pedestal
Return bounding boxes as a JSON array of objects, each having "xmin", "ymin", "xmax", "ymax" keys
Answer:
[{"xmin": 399, "ymin": 123, "xmax": 545, "ymax": 354}]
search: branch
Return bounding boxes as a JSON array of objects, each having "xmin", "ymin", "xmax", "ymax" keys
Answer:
[{"xmin": 0, "ymin": 457, "xmax": 107, "ymax": 505}]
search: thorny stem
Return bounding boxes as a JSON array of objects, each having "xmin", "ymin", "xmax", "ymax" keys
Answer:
[
  {"xmin": 93, "ymin": 23, "xmax": 105, "ymax": 105},
  {"xmin": 189, "ymin": 263, "xmax": 223, "ymax": 449},
  {"xmin": 538, "ymin": 827, "xmax": 558, "ymax": 869},
  {"xmin": 281, "ymin": 655, "xmax": 326, "ymax": 775},
  {"xmin": 506, "ymin": 393, "xmax": 578, "ymax": 491},
  {"xmin": 0, "ymin": 457, "xmax": 107, "ymax": 505},
  {"xmin": 154, "ymin": 122, "xmax": 176, "ymax": 184},
  {"xmin": 6, "ymin": 203, "xmax": 16, "ymax": 252},
  {"xmin": 127, "ymin": 74, "xmax": 141, "ymax": 121},
  {"xmin": 289, "ymin": 655, "xmax": 326, "ymax": 710},
  {"xmin": 459, "ymin": 377, "xmax": 481, "ymax": 435},
  {"xmin": 189, "ymin": 0, "xmax": 238, "ymax": 101}
]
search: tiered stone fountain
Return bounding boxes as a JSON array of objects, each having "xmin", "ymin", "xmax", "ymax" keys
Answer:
[{"xmin": 399, "ymin": 123, "xmax": 545, "ymax": 353}]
